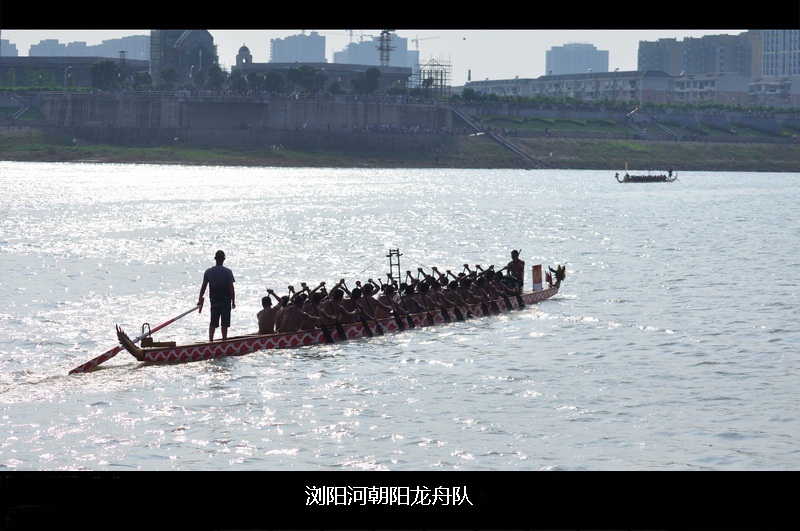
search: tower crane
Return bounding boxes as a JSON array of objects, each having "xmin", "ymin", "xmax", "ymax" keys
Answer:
[{"xmin": 411, "ymin": 34, "xmax": 441, "ymax": 50}]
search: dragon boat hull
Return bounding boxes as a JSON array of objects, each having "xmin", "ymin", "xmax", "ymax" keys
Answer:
[
  {"xmin": 116, "ymin": 284, "xmax": 561, "ymax": 365},
  {"xmin": 615, "ymin": 172, "xmax": 677, "ymax": 183}
]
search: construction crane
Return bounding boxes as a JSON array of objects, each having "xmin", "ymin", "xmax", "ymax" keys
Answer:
[
  {"xmin": 411, "ymin": 34, "xmax": 441, "ymax": 50},
  {"xmin": 379, "ymin": 30, "xmax": 395, "ymax": 66}
]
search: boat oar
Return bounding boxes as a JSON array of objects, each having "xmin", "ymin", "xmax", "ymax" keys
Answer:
[
  {"xmin": 408, "ymin": 271, "xmax": 435, "ymax": 325},
  {"xmin": 417, "ymin": 282, "xmax": 438, "ymax": 326},
  {"xmin": 431, "ymin": 267, "xmax": 464, "ymax": 321},
  {"xmin": 495, "ymin": 266, "xmax": 526, "ymax": 309},
  {"xmin": 321, "ymin": 284, "xmax": 349, "ymax": 340},
  {"xmin": 446, "ymin": 269, "xmax": 473, "ymax": 318},
  {"xmin": 464, "ymin": 264, "xmax": 493, "ymax": 316},
  {"xmin": 68, "ymin": 302, "xmax": 201, "ymax": 374},
  {"xmin": 418, "ymin": 268, "xmax": 451, "ymax": 322},
  {"xmin": 372, "ymin": 279, "xmax": 405, "ymax": 332},
  {"xmin": 474, "ymin": 265, "xmax": 502, "ymax": 314},
  {"xmin": 356, "ymin": 280, "xmax": 387, "ymax": 335},
  {"xmin": 390, "ymin": 274, "xmax": 416, "ymax": 329},
  {"xmin": 341, "ymin": 282, "xmax": 377, "ymax": 337},
  {"xmin": 301, "ymin": 283, "xmax": 334, "ymax": 344},
  {"xmin": 478, "ymin": 265, "xmax": 513, "ymax": 312}
]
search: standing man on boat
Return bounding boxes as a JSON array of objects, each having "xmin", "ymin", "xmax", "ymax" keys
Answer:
[
  {"xmin": 199, "ymin": 250, "xmax": 236, "ymax": 341},
  {"xmin": 504, "ymin": 249, "xmax": 525, "ymax": 294}
]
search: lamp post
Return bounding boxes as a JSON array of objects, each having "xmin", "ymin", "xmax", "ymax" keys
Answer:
[{"xmin": 64, "ymin": 66, "xmax": 71, "ymax": 88}]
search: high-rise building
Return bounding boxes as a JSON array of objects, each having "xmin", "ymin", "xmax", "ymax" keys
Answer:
[
  {"xmin": 332, "ymin": 34, "xmax": 418, "ymax": 70},
  {"xmin": 270, "ymin": 31, "xmax": 326, "ymax": 63},
  {"xmin": 638, "ymin": 32, "xmax": 754, "ymax": 77},
  {"xmin": 0, "ymin": 39, "xmax": 19, "ymax": 57},
  {"xmin": 761, "ymin": 30, "xmax": 800, "ymax": 77},
  {"xmin": 26, "ymin": 35, "xmax": 148, "ymax": 60},
  {"xmin": 545, "ymin": 43, "xmax": 609, "ymax": 75}
]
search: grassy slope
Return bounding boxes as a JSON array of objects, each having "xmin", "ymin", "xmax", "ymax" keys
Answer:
[{"xmin": 3, "ymin": 126, "xmax": 800, "ymax": 172}]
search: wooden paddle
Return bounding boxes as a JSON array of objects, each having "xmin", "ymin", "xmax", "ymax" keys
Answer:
[
  {"xmin": 446, "ymin": 269, "xmax": 474, "ymax": 318},
  {"xmin": 408, "ymin": 271, "xmax": 435, "ymax": 325},
  {"xmin": 300, "ymin": 283, "xmax": 335, "ymax": 344},
  {"xmin": 341, "ymin": 282, "xmax": 378, "ymax": 337},
  {"xmin": 390, "ymin": 274, "xmax": 416, "ymax": 329},
  {"xmin": 321, "ymin": 282, "xmax": 349, "ymax": 340},
  {"xmin": 474, "ymin": 265, "xmax": 502, "ymax": 314},
  {"xmin": 463, "ymin": 264, "xmax": 494, "ymax": 316},
  {"xmin": 68, "ymin": 303, "xmax": 201, "ymax": 374},
  {"xmin": 417, "ymin": 267, "xmax": 452, "ymax": 323},
  {"xmin": 417, "ymin": 268, "xmax": 451, "ymax": 323},
  {"xmin": 495, "ymin": 266, "xmax": 526, "ymax": 309},
  {"xmin": 356, "ymin": 280, "xmax": 389, "ymax": 335},
  {"xmin": 371, "ymin": 279, "xmax": 405, "ymax": 332},
  {"xmin": 431, "ymin": 267, "xmax": 464, "ymax": 321},
  {"xmin": 477, "ymin": 265, "xmax": 513, "ymax": 312}
]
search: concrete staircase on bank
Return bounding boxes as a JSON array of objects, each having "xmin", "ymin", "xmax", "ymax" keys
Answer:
[{"xmin": 450, "ymin": 106, "xmax": 545, "ymax": 168}]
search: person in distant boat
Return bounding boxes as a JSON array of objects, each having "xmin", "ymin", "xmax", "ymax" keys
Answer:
[
  {"xmin": 198, "ymin": 250, "xmax": 236, "ymax": 341},
  {"xmin": 504, "ymin": 250, "xmax": 525, "ymax": 293}
]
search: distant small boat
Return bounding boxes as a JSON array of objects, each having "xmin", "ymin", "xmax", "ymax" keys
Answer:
[
  {"xmin": 616, "ymin": 172, "xmax": 677, "ymax": 183},
  {"xmin": 616, "ymin": 163, "xmax": 677, "ymax": 183}
]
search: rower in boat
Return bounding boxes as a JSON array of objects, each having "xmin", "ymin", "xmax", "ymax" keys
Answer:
[
  {"xmin": 358, "ymin": 281, "xmax": 396, "ymax": 320},
  {"xmin": 276, "ymin": 292, "xmax": 322, "ymax": 333},
  {"xmin": 376, "ymin": 283, "xmax": 409, "ymax": 319},
  {"xmin": 258, "ymin": 293, "xmax": 280, "ymax": 334},
  {"xmin": 325, "ymin": 285, "xmax": 360, "ymax": 325}
]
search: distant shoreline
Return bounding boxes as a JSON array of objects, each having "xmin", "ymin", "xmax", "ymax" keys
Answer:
[{"xmin": 3, "ymin": 132, "xmax": 800, "ymax": 172}]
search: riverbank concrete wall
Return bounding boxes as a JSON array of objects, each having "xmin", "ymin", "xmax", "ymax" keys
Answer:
[{"xmin": 33, "ymin": 94, "xmax": 454, "ymax": 149}]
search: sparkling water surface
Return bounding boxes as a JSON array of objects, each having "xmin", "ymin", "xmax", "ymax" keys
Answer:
[{"xmin": 1, "ymin": 162, "xmax": 798, "ymax": 471}]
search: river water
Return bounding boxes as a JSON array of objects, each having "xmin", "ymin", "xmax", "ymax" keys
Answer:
[{"xmin": 1, "ymin": 162, "xmax": 797, "ymax": 478}]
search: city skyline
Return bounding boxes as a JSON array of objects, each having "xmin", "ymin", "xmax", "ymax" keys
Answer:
[{"xmin": 1, "ymin": 29, "xmax": 746, "ymax": 86}]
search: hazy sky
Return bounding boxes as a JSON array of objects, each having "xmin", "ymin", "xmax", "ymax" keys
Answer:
[{"xmin": 2, "ymin": 29, "xmax": 745, "ymax": 86}]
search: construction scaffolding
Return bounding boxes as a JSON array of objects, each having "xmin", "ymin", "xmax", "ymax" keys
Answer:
[{"xmin": 416, "ymin": 57, "xmax": 452, "ymax": 95}]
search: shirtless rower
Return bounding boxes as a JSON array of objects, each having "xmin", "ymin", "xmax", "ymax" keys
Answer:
[
  {"xmin": 359, "ymin": 280, "xmax": 398, "ymax": 320},
  {"xmin": 257, "ymin": 292, "xmax": 280, "ymax": 334},
  {"xmin": 505, "ymin": 249, "xmax": 525, "ymax": 294},
  {"xmin": 276, "ymin": 287, "xmax": 321, "ymax": 333}
]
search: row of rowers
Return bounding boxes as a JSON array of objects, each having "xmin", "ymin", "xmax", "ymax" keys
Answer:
[{"xmin": 257, "ymin": 264, "xmax": 524, "ymax": 335}]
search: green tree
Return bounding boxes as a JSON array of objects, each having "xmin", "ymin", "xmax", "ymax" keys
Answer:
[
  {"xmin": 350, "ymin": 74, "xmax": 365, "ymax": 94},
  {"xmin": 285, "ymin": 65, "xmax": 325, "ymax": 93},
  {"xmin": 327, "ymin": 78, "xmax": 344, "ymax": 95},
  {"xmin": 158, "ymin": 68, "xmax": 177, "ymax": 90},
  {"xmin": 263, "ymin": 71, "xmax": 285, "ymax": 93},
  {"xmin": 228, "ymin": 69, "xmax": 248, "ymax": 93},
  {"xmin": 246, "ymin": 72, "xmax": 262, "ymax": 92},
  {"xmin": 90, "ymin": 60, "xmax": 124, "ymax": 90},
  {"xmin": 364, "ymin": 67, "xmax": 381, "ymax": 94},
  {"xmin": 191, "ymin": 68, "xmax": 206, "ymax": 89},
  {"xmin": 206, "ymin": 64, "xmax": 226, "ymax": 92},
  {"xmin": 461, "ymin": 87, "xmax": 479, "ymax": 101},
  {"xmin": 132, "ymin": 71, "xmax": 152, "ymax": 90}
]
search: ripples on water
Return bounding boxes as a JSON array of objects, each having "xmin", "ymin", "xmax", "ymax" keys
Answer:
[{"xmin": 0, "ymin": 162, "xmax": 798, "ymax": 473}]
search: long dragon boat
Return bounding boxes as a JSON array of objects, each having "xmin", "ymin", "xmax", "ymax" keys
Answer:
[
  {"xmin": 115, "ymin": 264, "xmax": 565, "ymax": 366},
  {"xmin": 615, "ymin": 169, "xmax": 677, "ymax": 183}
]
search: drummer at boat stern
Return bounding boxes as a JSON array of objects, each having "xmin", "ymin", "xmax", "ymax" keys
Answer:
[{"xmin": 199, "ymin": 250, "xmax": 236, "ymax": 341}]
